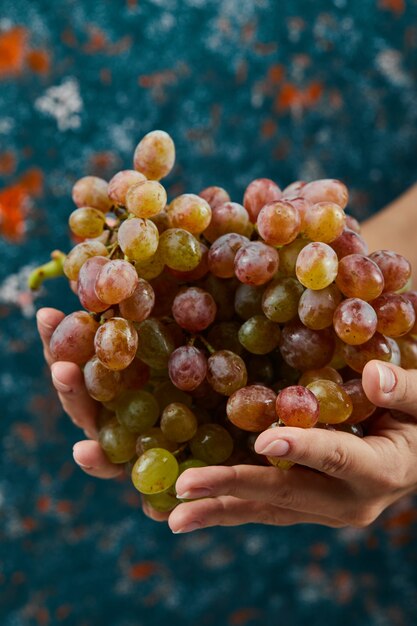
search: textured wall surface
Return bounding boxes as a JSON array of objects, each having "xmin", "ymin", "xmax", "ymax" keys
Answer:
[{"xmin": 1, "ymin": 1, "xmax": 417, "ymax": 625}]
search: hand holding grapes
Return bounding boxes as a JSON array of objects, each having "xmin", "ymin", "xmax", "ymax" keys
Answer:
[{"xmin": 38, "ymin": 308, "xmax": 417, "ymax": 530}]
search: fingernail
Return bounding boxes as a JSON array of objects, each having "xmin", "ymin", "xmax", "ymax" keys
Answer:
[
  {"xmin": 73, "ymin": 448, "xmax": 93, "ymax": 470},
  {"xmin": 257, "ymin": 439, "xmax": 291, "ymax": 456},
  {"xmin": 36, "ymin": 312, "xmax": 53, "ymax": 329},
  {"xmin": 172, "ymin": 522, "xmax": 201, "ymax": 534},
  {"xmin": 176, "ymin": 488, "xmax": 212, "ymax": 500},
  {"xmin": 377, "ymin": 363, "xmax": 396, "ymax": 394},
  {"xmin": 51, "ymin": 372, "xmax": 72, "ymax": 393}
]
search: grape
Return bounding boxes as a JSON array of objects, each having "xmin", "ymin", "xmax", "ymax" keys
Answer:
[
  {"xmin": 336, "ymin": 254, "xmax": 384, "ymax": 301},
  {"xmin": 84, "ymin": 355, "xmax": 122, "ymax": 402},
  {"xmin": 72, "ymin": 176, "xmax": 112, "ymax": 212},
  {"xmin": 50, "ymin": 311, "xmax": 99, "ymax": 365},
  {"xmin": 295, "ymin": 242, "xmax": 338, "ymax": 290},
  {"xmin": 280, "ymin": 320, "xmax": 335, "ymax": 371},
  {"xmin": 298, "ymin": 367, "xmax": 343, "ymax": 387},
  {"xmin": 234, "ymin": 283, "xmax": 264, "ymax": 320},
  {"xmin": 238, "ymin": 315, "xmax": 281, "ymax": 354},
  {"xmin": 278, "ymin": 238, "xmax": 310, "ymax": 276},
  {"xmin": 276, "ymin": 385, "xmax": 319, "ymax": 428},
  {"xmin": 345, "ymin": 215, "xmax": 361, "ymax": 233},
  {"xmin": 168, "ymin": 345, "xmax": 207, "ymax": 391},
  {"xmin": 159, "ymin": 228, "xmax": 202, "ymax": 271},
  {"xmin": 119, "ymin": 278, "xmax": 155, "ymax": 322},
  {"xmin": 243, "ymin": 178, "xmax": 282, "ymax": 223},
  {"xmin": 343, "ymin": 332, "xmax": 392, "ymax": 373},
  {"xmin": 207, "ymin": 350, "xmax": 247, "ymax": 395},
  {"xmin": 172, "ymin": 287, "xmax": 217, "ymax": 333},
  {"xmin": 207, "ymin": 321, "xmax": 244, "ymax": 355},
  {"xmin": 166, "ymin": 193, "xmax": 212, "ymax": 235},
  {"xmin": 95, "ymin": 317, "xmax": 138, "ymax": 371},
  {"xmin": 77, "ymin": 256, "xmax": 109, "ymax": 313},
  {"xmin": 133, "ymin": 130, "xmax": 175, "ymax": 180},
  {"xmin": 371, "ymin": 293, "xmax": 416, "ymax": 338},
  {"xmin": 136, "ymin": 427, "xmax": 178, "ymax": 455},
  {"xmin": 204, "ymin": 202, "xmax": 250, "ymax": 243},
  {"xmin": 178, "ymin": 458, "xmax": 208, "ymax": 473},
  {"xmin": 234, "ymin": 241, "xmax": 279, "ymax": 286},
  {"xmin": 204, "ymin": 275, "xmax": 237, "ymax": 321},
  {"xmin": 153, "ymin": 380, "xmax": 193, "ymax": 411},
  {"xmin": 125, "ymin": 180, "xmax": 167, "ymax": 219},
  {"xmin": 246, "ymin": 355, "xmax": 274, "ymax": 385},
  {"xmin": 99, "ymin": 419, "xmax": 137, "ymax": 463},
  {"xmin": 298, "ymin": 284, "xmax": 342, "ymax": 330},
  {"xmin": 168, "ymin": 241, "xmax": 209, "ymax": 281},
  {"xmin": 257, "ymin": 200, "xmax": 301, "ymax": 246},
  {"xmin": 302, "ymin": 202, "xmax": 346, "ymax": 243},
  {"xmin": 307, "ymin": 380, "xmax": 353, "ymax": 424},
  {"xmin": 108, "ymin": 169, "xmax": 147, "ymax": 206},
  {"xmin": 131, "ymin": 448, "xmax": 179, "ymax": 494},
  {"xmin": 301, "ymin": 179, "xmax": 348, "ymax": 209},
  {"xmin": 120, "ymin": 357, "xmax": 150, "ymax": 391},
  {"xmin": 134, "ymin": 248, "xmax": 165, "ymax": 280},
  {"xmin": 369, "ymin": 250, "xmax": 412, "ymax": 293},
  {"xmin": 396, "ymin": 336, "xmax": 417, "ymax": 369},
  {"xmin": 199, "ymin": 186, "xmax": 231, "ymax": 209},
  {"xmin": 190, "ymin": 424, "xmax": 234, "ymax": 464},
  {"xmin": 150, "ymin": 273, "xmax": 180, "ymax": 317},
  {"xmin": 330, "ymin": 228, "xmax": 368, "ymax": 259},
  {"xmin": 143, "ymin": 489, "xmax": 178, "ymax": 512},
  {"xmin": 262, "ymin": 277, "xmax": 304, "ymax": 323},
  {"xmin": 282, "ymin": 180, "xmax": 306, "ymax": 199},
  {"xmin": 116, "ymin": 390, "xmax": 159, "ymax": 433},
  {"xmin": 405, "ymin": 291, "xmax": 417, "ymax": 336},
  {"xmin": 136, "ymin": 318, "xmax": 176, "ymax": 369},
  {"xmin": 342, "ymin": 379, "xmax": 376, "ymax": 424},
  {"xmin": 333, "ymin": 298, "xmax": 378, "ymax": 345},
  {"xmin": 160, "ymin": 403, "xmax": 198, "ymax": 442},
  {"xmin": 69, "ymin": 207, "xmax": 106, "ymax": 239},
  {"xmin": 95, "ymin": 259, "xmax": 139, "ymax": 305},
  {"xmin": 208, "ymin": 233, "xmax": 249, "ymax": 278},
  {"xmin": 150, "ymin": 210, "xmax": 170, "ymax": 234},
  {"xmin": 118, "ymin": 217, "xmax": 159, "ymax": 262},
  {"xmin": 386, "ymin": 337, "xmax": 402, "ymax": 366},
  {"xmin": 63, "ymin": 240, "xmax": 108, "ymax": 281},
  {"xmin": 226, "ymin": 385, "xmax": 277, "ymax": 432}
]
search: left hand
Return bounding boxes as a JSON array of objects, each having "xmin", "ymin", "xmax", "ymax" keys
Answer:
[{"xmin": 168, "ymin": 361, "xmax": 417, "ymax": 533}]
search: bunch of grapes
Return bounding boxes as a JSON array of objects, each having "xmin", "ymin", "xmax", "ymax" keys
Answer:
[{"xmin": 30, "ymin": 130, "xmax": 417, "ymax": 514}]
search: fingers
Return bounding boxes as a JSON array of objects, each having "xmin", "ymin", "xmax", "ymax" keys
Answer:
[
  {"xmin": 362, "ymin": 360, "xmax": 417, "ymax": 420},
  {"xmin": 36, "ymin": 307, "xmax": 65, "ymax": 366},
  {"xmin": 254, "ymin": 425, "xmax": 379, "ymax": 481},
  {"xmin": 168, "ymin": 496, "xmax": 346, "ymax": 533},
  {"xmin": 141, "ymin": 500, "xmax": 170, "ymax": 522},
  {"xmin": 73, "ymin": 440, "xmax": 123, "ymax": 479},
  {"xmin": 51, "ymin": 361, "xmax": 98, "ymax": 438},
  {"xmin": 175, "ymin": 464, "xmax": 350, "ymax": 517}
]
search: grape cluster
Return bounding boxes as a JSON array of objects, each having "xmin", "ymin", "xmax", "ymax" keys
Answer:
[{"xmin": 30, "ymin": 130, "xmax": 417, "ymax": 514}]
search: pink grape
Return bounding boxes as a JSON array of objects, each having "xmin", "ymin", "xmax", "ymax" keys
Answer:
[
  {"xmin": 208, "ymin": 233, "xmax": 249, "ymax": 278},
  {"xmin": 94, "ymin": 317, "xmax": 138, "ymax": 371},
  {"xmin": 119, "ymin": 278, "xmax": 155, "ymax": 322},
  {"xmin": 234, "ymin": 241, "xmax": 279, "ymax": 286},
  {"xmin": 257, "ymin": 200, "xmax": 301, "ymax": 246},
  {"xmin": 77, "ymin": 256, "xmax": 109, "ymax": 313},
  {"xmin": 72, "ymin": 176, "xmax": 112, "ymax": 212},
  {"xmin": 95, "ymin": 259, "xmax": 139, "ymax": 305},
  {"xmin": 172, "ymin": 287, "xmax": 217, "ymax": 333},
  {"xmin": 50, "ymin": 311, "xmax": 99, "ymax": 365},
  {"xmin": 108, "ymin": 170, "xmax": 147, "ymax": 206},
  {"xmin": 301, "ymin": 179, "xmax": 348, "ymax": 209},
  {"xmin": 243, "ymin": 178, "xmax": 282, "ymax": 223},
  {"xmin": 168, "ymin": 345, "xmax": 207, "ymax": 391}
]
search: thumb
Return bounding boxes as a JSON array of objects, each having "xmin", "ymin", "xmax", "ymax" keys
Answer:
[{"xmin": 362, "ymin": 360, "xmax": 417, "ymax": 418}]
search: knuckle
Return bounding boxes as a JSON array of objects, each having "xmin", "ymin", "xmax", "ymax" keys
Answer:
[
  {"xmin": 320, "ymin": 446, "xmax": 351, "ymax": 475},
  {"xmin": 273, "ymin": 481, "xmax": 296, "ymax": 508},
  {"xmin": 346, "ymin": 505, "xmax": 380, "ymax": 528},
  {"xmin": 225, "ymin": 466, "xmax": 241, "ymax": 497}
]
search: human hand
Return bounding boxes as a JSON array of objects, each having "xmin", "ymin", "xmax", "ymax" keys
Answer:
[{"xmin": 170, "ymin": 361, "xmax": 417, "ymax": 533}]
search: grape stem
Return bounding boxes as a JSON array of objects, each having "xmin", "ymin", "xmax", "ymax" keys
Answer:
[
  {"xmin": 27, "ymin": 250, "xmax": 66, "ymax": 290},
  {"xmin": 197, "ymin": 335, "xmax": 215, "ymax": 355}
]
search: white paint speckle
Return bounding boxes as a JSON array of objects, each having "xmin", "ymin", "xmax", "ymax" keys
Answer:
[{"xmin": 35, "ymin": 77, "xmax": 83, "ymax": 131}]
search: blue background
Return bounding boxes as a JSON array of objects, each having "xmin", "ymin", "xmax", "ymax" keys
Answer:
[{"xmin": 1, "ymin": 1, "xmax": 417, "ymax": 625}]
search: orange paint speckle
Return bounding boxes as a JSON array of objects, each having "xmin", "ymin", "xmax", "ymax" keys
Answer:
[
  {"xmin": 36, "ymin": 606, "xmax": 50, "ymax": 626},
  {"xmin": 229, "ymin": 608, "xmax": 263, "ymax": 625},
  {"xmin": 22, "ymin": 517, "xmax": 37, "ymax": 532},
  {"xmin": 129, "ymin": 561, "xmax": 158, "ymax": 580},
  {"xmin": 55, "ymin": 605, "xmax": 72, "ymax": 621},
  {"xmin": 20, "ymin": 168, "xmax": 44, "ymax": 195},
  {"xmin": 275, "ymin": 81, "xmax": 324, "ymax": 111},
  {"xmin": 384, "ymin": 508, "xmax": 417, "ymax": 529},
  {"xmin": 100, "ymin": 67, "xmax": 112, "ymax": 85},
  {"xmin": 261, "ymin": 118, "xmax": 278, "ymax": 139},
  {"xmin": 0, "ymin": 151, "xmax": 16, "ymax": 175},
  {"xmin": 268, "ymin": 64, "xmax": 285, "ymax": 84},
  {"xmin": 26, "ymin": 49, "xmax": 51, "ymax": 74},
  {"xmin": 84, "ymin": 26, "xmax": 108, "ymax": 54},
  {"xmin": 37, "ymin": 495, "xmax": 51, "ymax": 513},
  {"xmin": 56, "ymin": 500, "xmax": 73, "ymax": 514},
  {"xmin": 310, "ymin": 542, "xmax": 329, "ymax": 559},
  {"xmin": 0, "ymin": 27, "xmax": 27, "ymax": 78},
  {"xmin": 14, "ymin": 423, "xmax": 36, "ymax": 445},
  {"xmin": 379, "ymin": 0, "xmax": 405, "ymax": 15}
]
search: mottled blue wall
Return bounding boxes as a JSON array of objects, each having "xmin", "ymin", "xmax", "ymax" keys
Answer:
[{"xmin": 1, "ymin": 1, "xmax": 417, "ymax": 625}]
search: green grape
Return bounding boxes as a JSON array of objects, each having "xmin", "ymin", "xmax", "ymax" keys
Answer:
[
  {"xmin": 153, "ymin": 380, "xmax": 193, "ymax": 411},
  {"xmin": 69, "ymin": 207, "xmax": 106, "ymax": 238},
  {"xmin": 167, "ymin": 193, "xmax": 212, "ymax": 235},
  {"xmin": 238, "ymin": 315, "xmax": 281, "ymax": 355},
  {"xmin": 84, "ymin": 355, "xmax": 122, "ymax": 402},
  {"xmin": 159, "ymin": 228, "xmax": 202, "ymax": 271},
  {"xmin": 298, "ymin": 366, "xmax": 343, "ymax": 387},
  {"xmin": 72, "ymin": 175, "xmax": 112, "ymax": 212},
  {"xmin": 143, "ymin": 489, "xmax": 178, "ymax": 512},
  {"xmin": 116, "ymin": 390, "xmax": 160, "ymax": 434},
  {"xmin": 136, "ymin": 318, "xmax": 176, "ymax": 369},
  {"xmin": 278, "ymin": 238, "xmax": 310, "ymax": 276},
  {"xmin": 302, "ymin": 201, "xmax": 346, "ymax": 243},
  {"xmin": 94, "ymin": 317, "xmax": 138, "ymax": 371},
  {"xmin": 160, "ymin": 403, "xmax": 198, "ymax": 443},
  {"xmin": 99, "ymin": 419, "xmax": 137, "ymax": 463},
  {"xmin": 133, "ymin": 130, "xmax": 175, "ymax": 180},
  {"xmin": 295, "ymin": 242, "xmax": 338, "ymax": 290},
  {"xmin": 131, "ymin": 448, "xmax": 179, "ymax": 494},
  {"xmin": 63, "ymin": 240, "xmax": 108, "ymax": 281},
  {"xmin": 134, "ymin": 248, "xmax": 165, "ymax": 280},
  {"xmin": 234, "ymin": 283, "xmax": 264, "ymax": 320},
  {"xmin": 307, "ymin": 380, "xmax": 353, "ymax": 424},
  {"xmin": 136, "ymin": 427, "xmax": 178, "ymax": 455},
  {"xmin": 246, "ymin": 355, "xmax": 275, "ymax": 385},
  {"xmin": 190, "ymin": 424, "xmax": 234, "ymax": 464},
  {"xmin": 298, "ymin": 284, "xmax": 342, "ymax": 330},
  {"xmin": 262, "ymin": 277, "xmax": 304, "ymax": 323},
  {"xmin": 126, "ymin": 180, "xmax": 167, "ymax": 218},
  {"xmin": 178, "ymin": 458, "xmax": 208, "ymax": 473},
  {"xmin": 108, "ymin": 169, "xmax": 147, "ymax": 206},
  {"xmin": 226, "ymin": 384, "xmax": 277, "ymax": 432},
  {"xmin": 207, "ymin": 321, "xmax": 244, "ymax": 355}
]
